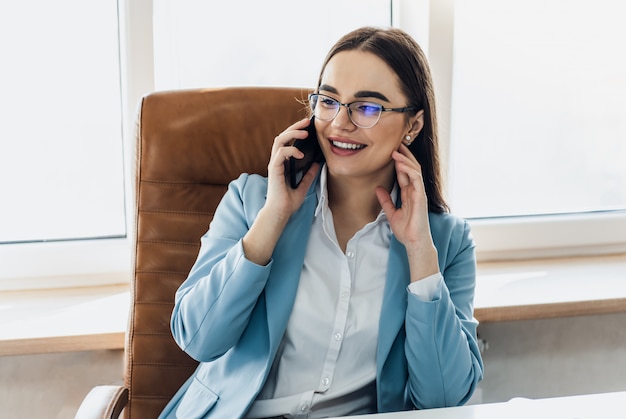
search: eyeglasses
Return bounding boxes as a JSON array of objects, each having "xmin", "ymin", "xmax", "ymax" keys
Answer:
[{"xmin": 308, "ymin": 93, "xmax": 416, "ymax": 129}]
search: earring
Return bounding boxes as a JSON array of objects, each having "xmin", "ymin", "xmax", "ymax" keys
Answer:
[{"xmin": 404, "ymin": 135, "xmax": 413, "ymax": 145}]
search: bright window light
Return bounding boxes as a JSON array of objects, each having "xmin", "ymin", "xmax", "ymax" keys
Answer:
[
  {"xmin": 449, "ymin": 0, "xmax": 626, "ymax": 219},
  {"xmin": 0, "ymin": 0, "xmax": 126, "ymax": 244},
  {"xmin": 153, "ymin": 0, "xmax": 392, "ymax": 90}
]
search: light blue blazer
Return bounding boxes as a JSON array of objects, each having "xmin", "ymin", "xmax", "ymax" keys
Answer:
[{"xmin": 159, "ymin": 173, "xmax": 483, "ymax": 419}]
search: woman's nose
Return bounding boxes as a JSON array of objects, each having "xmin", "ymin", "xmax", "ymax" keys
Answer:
[{"xmin": 331, "ymin": 105, "xmax": 355, "ymax": 128}]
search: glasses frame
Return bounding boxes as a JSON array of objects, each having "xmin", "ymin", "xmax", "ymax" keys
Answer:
[{"xmin": 308, "ymin": 93, "xmax": 417, "ymax": 129}]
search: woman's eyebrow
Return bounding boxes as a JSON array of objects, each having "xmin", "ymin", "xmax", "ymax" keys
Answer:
[
  {"xmin": 318, "ymin": 85, "xmax": 390, "ymax": 103},
  {"xmin": 354, "ymin": 90, "xmax": 390, "ymax": 103},
  {"xmin": 318, "ymin": 84, "xmax": 338, "ymax": 94}
]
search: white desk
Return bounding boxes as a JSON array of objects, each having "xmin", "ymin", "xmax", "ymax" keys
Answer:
[{"xmin": 329, "ymin": 391, "xmax": 626, "ymax": 418}]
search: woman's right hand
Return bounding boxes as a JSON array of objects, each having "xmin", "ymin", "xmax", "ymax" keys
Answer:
[
  {"xmin": 265, "ymin": 118, "xmax": 320, "ymax": 220},
  {"xmin": 242, "ymin": 118, "xmax": 320, "ymax": 266}
]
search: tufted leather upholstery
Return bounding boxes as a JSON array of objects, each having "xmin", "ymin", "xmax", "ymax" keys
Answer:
[{"xmin": 75, "ymin": 87, "xmax": 310, "ymax": 419}]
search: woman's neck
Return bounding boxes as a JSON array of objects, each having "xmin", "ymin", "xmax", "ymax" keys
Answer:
[
  {"xmin": 327, "ymin": 169, "xmax": 395, "ymax": 223},
  {"xmin": 328, "ymin": 180, "xmax": 374, "ymax": 220},
  {"xmin": 326, "ymin": 170, "xmax": 394, "ymax": 252}
]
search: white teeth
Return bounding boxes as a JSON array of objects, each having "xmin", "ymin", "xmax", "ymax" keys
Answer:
[{"xmin": 332, "ymin": 140, "xmax": 365, "ymax": 150}]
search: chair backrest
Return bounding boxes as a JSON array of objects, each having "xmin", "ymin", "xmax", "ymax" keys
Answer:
[{"xmin": 127, "ymin": 87, "xmax": 310, "ymax": 418}]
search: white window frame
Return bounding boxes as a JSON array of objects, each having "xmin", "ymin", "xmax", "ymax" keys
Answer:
[{"xmin": 2, "ymin": 0, "xmax": 624, "ymax": 291}]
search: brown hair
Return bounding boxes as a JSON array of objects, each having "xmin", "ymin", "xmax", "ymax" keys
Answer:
[{"xmin": 317, "ymin": 27, "xmax": 448, "ymax": 213}]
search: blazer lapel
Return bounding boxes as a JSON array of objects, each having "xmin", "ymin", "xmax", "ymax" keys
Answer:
[
  {"xmin": 263, "ymin": 189, "xmax": 318, "ymax": 352},
  {"xmin": 376, "ymin": 234, "xmax": 410, "ymax": 373}
]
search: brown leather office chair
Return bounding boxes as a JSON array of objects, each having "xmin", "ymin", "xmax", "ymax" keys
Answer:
[{"xmin": 75, "ymin": 87, "xmax": 310, "ymax": 418}]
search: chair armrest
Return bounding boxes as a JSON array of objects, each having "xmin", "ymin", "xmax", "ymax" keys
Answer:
[{"xmin": 74, "ymin": 385, "xmax": 129, "ymax": 419}]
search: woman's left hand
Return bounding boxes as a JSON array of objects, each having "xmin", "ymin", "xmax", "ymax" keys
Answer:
[{"xmin": 375, "ymin": 144, "xmax": 439, "ymax": 280}]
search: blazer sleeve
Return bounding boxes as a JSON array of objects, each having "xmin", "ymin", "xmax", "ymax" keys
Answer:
[
  {"xmin": 170, "ymin": 174, "xmax": 272, "ymax": 362},
  {"xmin": 404, "ymin": 215, "xmax": 484, "ymax": 409}
]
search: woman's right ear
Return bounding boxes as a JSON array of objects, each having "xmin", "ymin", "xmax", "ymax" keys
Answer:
[{"xmin": 407, "ymin": 109, "xmax": 425, "ymax": 140}]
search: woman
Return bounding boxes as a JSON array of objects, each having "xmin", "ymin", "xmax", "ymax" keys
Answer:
[{"xmin": 160, "ymin": 26, "xmax": 483, "ymax": 419}]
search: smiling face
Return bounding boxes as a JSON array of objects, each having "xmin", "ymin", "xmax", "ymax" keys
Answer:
[{"xmin": 315, "ymin": 50, "xmax": 423, "ymax": 188}]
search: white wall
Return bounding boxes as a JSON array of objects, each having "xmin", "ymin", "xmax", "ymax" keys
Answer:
[
  {"xmin": 0, "ymin": 350, "xmax": 124, "ymax": 419},
  {"xmin": 477, "ymin": 312, "xmax": 626, "ymax": 402},
  {"xmin": 1, "ymin": 312, "xmax": 626, "ymax": 418}
]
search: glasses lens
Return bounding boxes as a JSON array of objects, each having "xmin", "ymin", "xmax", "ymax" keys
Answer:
[
  {"xmin": 309, "ymin": 94, "xmax": 384, "ymax": 128},
  {"xmin": 310, "ymin": 94, "xmax": 339, "ymax": 121},
  {"xmin": 349, "ymin": 102, "xmax": 382, "ymax": 128}
]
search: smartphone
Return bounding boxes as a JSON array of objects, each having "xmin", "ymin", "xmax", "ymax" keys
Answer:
[{"xmin": 284, "ymin": 117, "xmax": 324, "ymax": 188}]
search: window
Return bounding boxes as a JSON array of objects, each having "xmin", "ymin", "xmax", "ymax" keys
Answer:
[
  {"xmin": 0, "ymin": 0, "xmax": 131, "ymax": 288},
  {"xmin": 0, "ymin": 1, "xmax": 125, "ymax": 243},
  {"xmin": 426, "ymin": 0, "xmax": 626, "ymax": 259},
  {"xmin": 449, "ymin": 0, "xmax": 626, "ymax": 219}
]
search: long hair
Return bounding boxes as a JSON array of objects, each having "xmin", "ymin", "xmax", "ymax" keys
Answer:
[{"xmin": 317, "ymin": 27, "xmax": 448, "ymax": 213}]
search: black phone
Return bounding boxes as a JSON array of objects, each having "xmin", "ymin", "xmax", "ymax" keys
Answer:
[{"xmin": 284, "ymin": 117, "xmax": 324, "ymax": 188}]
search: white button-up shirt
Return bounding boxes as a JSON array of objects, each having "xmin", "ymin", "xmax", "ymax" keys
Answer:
[{"xmin": 246, "ymin": 166, "xmax": 441, "ymax": 418}]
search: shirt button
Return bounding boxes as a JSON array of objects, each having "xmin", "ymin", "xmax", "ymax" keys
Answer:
[
  {"xmin": 301, "ymin": 403, "xmax": 310, "ymax": 412},
  {"xmin": 346, "ymin": 251, "xmax": 355, "ymax": 259},
  {"xmin": 334, "ymin": 332, "xmax": 342, "ymax": 341},
  {"xmin": 322, "ymin": 377, "xmax": 330, "ymax": 386}
]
